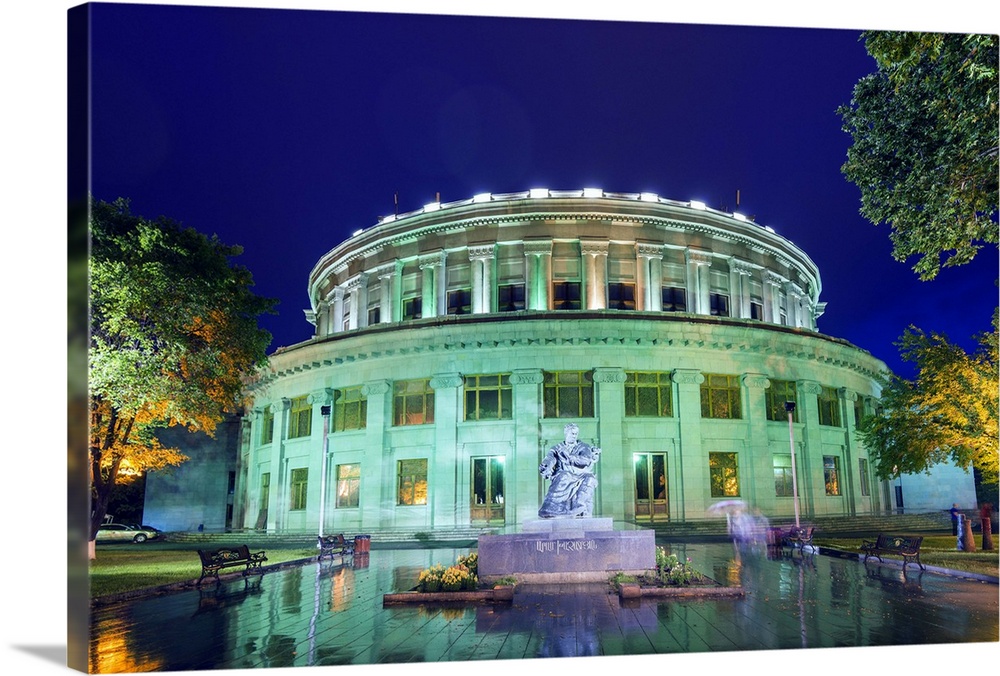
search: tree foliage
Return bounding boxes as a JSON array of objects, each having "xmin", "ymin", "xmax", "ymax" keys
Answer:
[
  {"xmin": 838, "ymin": 31, "xmax": 998, "ymax": 281},
  {"xmin": 89, "ymin": 198, "xmax": 276, "ymax": 541},
  {"xmin": 857, "ymin": 310, "xmax": 999, "ymax": 485}
]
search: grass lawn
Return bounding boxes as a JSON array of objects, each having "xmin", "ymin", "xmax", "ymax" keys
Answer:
[
  {"xmin": 815, "ymin": 536, "xmax": 999, "ymax": 578},
  {"xmin": 88, "ymin": 546, "xmax": 317, "ymax": 599}
]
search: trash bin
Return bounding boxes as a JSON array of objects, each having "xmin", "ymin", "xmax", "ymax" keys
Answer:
[{"xmin": 353, "ymin": 534, "xmax": 371, "ymax": 553}]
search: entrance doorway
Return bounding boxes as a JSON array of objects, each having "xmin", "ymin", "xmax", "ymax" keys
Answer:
[
  {"xmin": 471, "ymin": 456, "xmax": 505, "ymax": 524},
  {"xmin": 634, "ymin": 452, "xmax": 668, "ymax": 520}
]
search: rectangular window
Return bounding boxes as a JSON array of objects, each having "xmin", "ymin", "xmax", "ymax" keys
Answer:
[
  {"xmin": 288, "ymin": 396, "xmax": 312, "ymax": 439},
  {"xmin": 333, "ymin": 386, "xmax": 367, "ymax": 432},
  {"xmin": 497, "ymin": 283, "xmax": 525, "ymax": 312},
  {"xmin": 765, "ymin": 380, "xmax": 798, "ymax": 422},
  {"xmin": 342, "ymin": 295, "xmax": 352, "ymax": 331},
  {"xmin": 336, "ymin": 463, "xmax": 361, "ymax": 508},
  {"xmin": 710, "ymin": 293, "xmax": 730, "ymax": 317},
  {"xmin": 402, "ymin": 296, "xmax": 422, "ymax": 321},
  {"xmin": 607, "ymin": 282, "xmax": 636, "ymax": 310},
  {"xmin": 661, "ymin": 286, "xmax": 687, "ymax": 312},
  {"xmin": 464, "ymin": 374, "xmax": 513, "ymax": 421},
  {"xmin": 859, "ymin": 458, "xmax": 871, "ymax": 497},
  {"xmin": 259, "ymin": 472, "xmax": 270, "ymax": 513},
  {"xmin": 824, "ymin": 456, "xmax": 842, "ymax": 495},
  {"xmin": 552, "ymin": 281, "xmax": 582, "ymax": 310},
  {"xmin": 700, "ymin": 374, "xmax": 742, "ymax": 419},
  {"xmin": 543, "ymin": 370, "xmax": 594, "ymax": 418},
  {"xmin": 290, "ymin": 468, "xmax": 308, "ymax": 511},
  {"xmin": 447, "ymin": 289, "xmax": 471, "ymax": 315},
  {"xmin": 397, "ymin": 458, "xmax": 428, "ymax": 506},
  {"xmin": 853, "ymin": 396, "xmax": 867, "ymax": 428},
  {"xmin": 709, "ymin": 452, "xmax": 740, "ymax": 497},
  {"xmin": 750, "ymin": 301, "xmax": 764, "ymax": 320},
  {"xmin": 773, "ymin": 454, "xmax": 794, "ymax": 497},
  {"xmin": 367, "ymin": 306, "xmax": 380, "ymax": 325},
  {"xmin": 624, "ymin": 372, "xmax": 673, "ymax": 417},
  {"xmin": 393, "ymin": 378, "xmax": 435, "ymax": 426},
  {"xmin": 818, "ymin": 387, "xmax": 842, "ymax": 427},
  {"xmin": 261, "ymin": 409, "xmax": 274, "ymax": 445}
]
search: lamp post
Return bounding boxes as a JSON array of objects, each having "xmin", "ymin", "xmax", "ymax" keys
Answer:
[
  {"xmin": 318, "ymin": 405, "xmax": 331, "ymax": 538},
  {"xmin": 786, "ymin": 401, "xmax": 801, "ymax": 528}
]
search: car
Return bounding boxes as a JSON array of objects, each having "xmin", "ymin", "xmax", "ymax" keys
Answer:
[{"xmin": 96, "ymin": 523, "xmax": 160, "ymax": 544}]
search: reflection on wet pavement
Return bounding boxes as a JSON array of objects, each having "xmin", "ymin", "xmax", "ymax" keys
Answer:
[{"xmin": 88, "ymin": 542, "xmax": 998, "ymax": 672}]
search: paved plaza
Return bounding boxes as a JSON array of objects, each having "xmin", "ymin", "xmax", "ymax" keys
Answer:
[{"xmin": 86, "ymin": 541, "xmax": 998, "ymax": 673}]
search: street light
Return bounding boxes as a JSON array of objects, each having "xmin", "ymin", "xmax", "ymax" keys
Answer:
[
  {"xmin": 318, "ymin": 405, "xmax": 331, "ymax": 539},
  {"xmin": 786, "ymin": 401, "xmax": 801, "ymax": 528}
]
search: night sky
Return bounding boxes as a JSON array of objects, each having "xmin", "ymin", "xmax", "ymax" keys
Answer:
[{"xmin": 83, "ymin": 2, "xmax": 998, "ymax": 381}]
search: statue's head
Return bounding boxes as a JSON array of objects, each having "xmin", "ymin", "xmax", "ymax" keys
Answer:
[{"xmin": 563, "ymin": 423, "xmax": 579, "ymax": 442}]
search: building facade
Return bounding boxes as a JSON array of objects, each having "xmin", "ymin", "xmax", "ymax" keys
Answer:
[{"xmin": 236, "ymin": 189, "xmax": 907, "ymax": 535}]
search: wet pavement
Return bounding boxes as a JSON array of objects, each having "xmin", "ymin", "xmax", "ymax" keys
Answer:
[{"xmin": 87, "ymin": 542, "xmax": 999, "ymax": 673}]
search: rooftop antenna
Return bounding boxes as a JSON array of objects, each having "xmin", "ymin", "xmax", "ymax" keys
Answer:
[
  {"xmin": 394, "ymin": 192, "xmax": 398, "ymax": 216},
  {"xmin": 736, "ymin": 189, "xmax": 741, "ymax": 209}
]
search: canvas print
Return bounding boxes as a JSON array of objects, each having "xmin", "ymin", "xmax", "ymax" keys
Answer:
[{"xmin": 65, "ymin": 2, "xmax": 998, "ymax": 675}]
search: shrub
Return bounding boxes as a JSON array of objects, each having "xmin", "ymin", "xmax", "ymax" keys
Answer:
[{"xmin": 655, "ymin": 547, "xmax": 695, "ymax": 585}]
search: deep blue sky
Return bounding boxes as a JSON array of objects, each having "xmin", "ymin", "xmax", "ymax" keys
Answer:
[{"xmin": 85, "ymin": 2, "xmax": 998, "ymax": 380}]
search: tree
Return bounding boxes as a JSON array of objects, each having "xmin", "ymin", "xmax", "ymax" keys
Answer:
[
  {"xmin": 89, "ymin": 198, "xmax": 276, "ymax": 555},
  {"xmin": 838, "ymin": 31, "xmax": 998, "ymax": 281},
  {"xmin": 857, "ymin": 310, "xmax": 999, "ymax": 487}
]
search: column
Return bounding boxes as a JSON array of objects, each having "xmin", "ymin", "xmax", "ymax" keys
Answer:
[
  {"xmin": 266, "ymin": 399, "xmax": 290, "ymax": 531},
  {"xmin": 469, "ymin": 245, "xmax": 495, "ymax": 314},
  {"xmin": 785, "ymin": 283, "xmax": 802, "ymax": 327},
  {"xmin": 840, "ymin": 388, "xmax": 859, "ymax": 516},
  {"xmin": 764, "ymin": 272, "xmax": 783, "ymax": 324},
  {"xmin": 594, "ymin": 367, "xmax": 628, "ymax": 520},
  {"xmin": 377, "ymin": 262, "xmax": 398, "ymax": 324},
  {"xmin": 429, "ymin": 373, "xmax": 463, "ymax": 527},
  {"xmin": 637, "ymin": 243, "xmax": 663, "ymax": 312},
  {"xmin": 345, "ymin": 274, "xmax": 365, "ymax": 330},
  {"xmin": 360, "ymin": 380, "xmax": 391, "ymax": 529},
  {"xmin": 672, "ymin": 369, "xmax": 705, "ymax": 521},
  {"xmin": 419, "ymin": 253, "xmax": 440, "ymax": 318},
  {"xmin": 741, "ymin": 374, "xmax": 771, "ymax": 506},
  {"xmin": 581, "ymin": 239, "xmax": 608, "ymax": 310},
  {"xmin": 510, "ymin": 369, "xmax": 543, "ymax": 526},
  {"xmin": 331, "ymin": 287, "xmax": 345, "ymax": 333},
  {"xmin": 730, "ymin": 260, "xmax": 753, "ymax": 319},
  {"xmin": 523, "ymin": 240, "xmax": 552, "ymax": 311},
  {"xmin": 686, "ymin": 250, "xmax": 712, "ymax": 315}
]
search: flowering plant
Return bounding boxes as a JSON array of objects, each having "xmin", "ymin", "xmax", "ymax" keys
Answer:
[
  {"xmin": 417, "ymin": 564, "xmax": 446, "ymax": 592},
  {"xmin": 655, "ymin": 548, "xmax": 696, "ymax": 585},
  {"xmin": 441, "ymin": 565, "xmax": 474, "ymax": 591}
]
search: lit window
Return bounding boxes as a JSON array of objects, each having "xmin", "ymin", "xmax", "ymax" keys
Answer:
[
  {"xmin": 709, "ymin": 452, "xmax": 739, "ymax": 497},
  {"xmin": 289, "ymin": 468, "xmax": 308, "ymax": 511},
  {"xmin": 464, "ymin": 374, "xmax": 512, "ymax": 421},
  {"xmin": 766, "ymin": 380, "xmax": 798, "ymax": 422},
  {"xmin": 393, "ymin": 379, "xmax": 435, "ymax": 426},
  {"xmin": 818, "ymin": 387, "xmax": 842, "ymax": 427},
  {"xmin": 824, "ymin": 456, "xmax": 842, "ymax": 495},
  {"xmin": 773, "ymin": 454, "xmax": 794, "ymax": 497},
  {"xmin": 336, "ymin": 464, "xmax": 360, "ymax": 508},
  {"xmin": 543, "ymin": 370, "xmax": 594, "ymax": 418},
  {"xmin": 700, "ymin": 374, "xmax": 742, "ymax": 419},
  {"xmin": 397, "ymin": 459, "xmax": 428, "ymax": 506},
  {"xmin": 624, "ymin": 372, "xmax": 673, "ymax": 417},
  {"xmin": 288, "ymin": 396, "xmax": 312, "ymax": 439},
  {"xmin": 333, "ymin": 386, "xmax": 367, "ymax": 432}
]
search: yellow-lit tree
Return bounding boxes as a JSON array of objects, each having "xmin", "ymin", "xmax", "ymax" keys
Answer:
[
  {"xmin": 89, "ymin": 198, "xmax": 276, "ymax": 557},
  {"xmin": 858, "ymin": 309, "xmax": 999, "ymax": 488}
]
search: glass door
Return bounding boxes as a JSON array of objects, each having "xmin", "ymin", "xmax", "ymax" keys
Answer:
[
  {"xmin": 471, "ymin": 456, "xmax": 505, "ymax": 524},
  {"xmin": 634, "ymin": 453, "xmax": 668, "ymax": 520}
]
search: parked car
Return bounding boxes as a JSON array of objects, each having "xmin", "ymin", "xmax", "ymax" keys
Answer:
[{"xmin": 96, "ymin": 523, "xmax": 160, "ymax": 544}]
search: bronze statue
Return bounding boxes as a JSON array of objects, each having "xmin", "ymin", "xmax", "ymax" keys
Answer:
[{"xmin": 538, "ymin": 423, "xmax": 601, "ymax": 518}]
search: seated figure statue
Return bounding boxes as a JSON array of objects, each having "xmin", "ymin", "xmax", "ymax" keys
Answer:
[{"xmin": 538, "ymin": 423, "xmax": 601, "ymax": 518}]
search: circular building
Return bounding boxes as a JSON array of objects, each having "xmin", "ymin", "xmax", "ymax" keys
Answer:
[{"xmin": 236, "ymin": 188, "xmax": 889, "ymax": 535}]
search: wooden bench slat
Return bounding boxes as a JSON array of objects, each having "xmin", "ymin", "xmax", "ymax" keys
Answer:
[
  {"xmin": 860, "ymin": 533, "xmax": 924, "ymax": 570},
  {"xmin": 318, "ymin": 534, "xmax": 355, "ymax": 561},
  {"xmin": 197, "ymin": 544, "xmax": 268, "ymax": 585}
]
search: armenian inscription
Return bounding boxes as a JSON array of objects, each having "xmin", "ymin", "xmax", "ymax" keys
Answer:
[{"xmin": 535, "ymin": 539, "xmax": 598, "ymax": 554}]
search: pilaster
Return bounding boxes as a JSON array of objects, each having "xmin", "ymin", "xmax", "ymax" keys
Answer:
[
  {"xmin": 510, "ymin": 369, "xmax": 544, "ymax": 525},
  {"xmin": 469, "ymin": 245, "xmax": 495, "ymax": 314},
  {"xmin": 581, "ymin": 239, "xmax": 608, "ymax": 310},
  {"xmin": 360, "ymin": 380, "xmax": 391, "ymax": 529},
  {"xmin": 796, "ymin": 380, "xmax": 823, "ymax": 517},
  {"xmin": 429, "ymin": 373, "xmax": 463, "ymax": 527},
  {"xmin": 741, "ymin": 373, "xmax": 771, "ymax": 505},
  {"xmin": 672, "ymin": 368, "xmax": 704, "ymax": 520},
  {"xmin": 594, "ymin": 367, "xmax": 628, "ymax": 519},
  {"xmin": 523, "ymin": 240, "xmax": 552, "ymax": 311},
  {"xmin": 636, "ymin": 243, "xmax": 663, "ymax": 312}
]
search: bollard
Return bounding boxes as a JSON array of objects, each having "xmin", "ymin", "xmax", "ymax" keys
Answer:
[{"xmin": 961, "ymin": 514, "xmax": 977, "ymax": 553}]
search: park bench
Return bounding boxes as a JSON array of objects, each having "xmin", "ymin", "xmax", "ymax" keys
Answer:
[
  {"xmin": 781, "ymin": 526, "xmax": 816, "ymax": 555},
  {"xmin": 318, "ymin": 533, "xmax": 354, "ymax": 561},
  {"xmin": 197, "ymin": 544, "xmax": 268, "ymax": 585},
  {"xmin": 860, "ymin": 534, "xmax": 925, "ymax": 571}
]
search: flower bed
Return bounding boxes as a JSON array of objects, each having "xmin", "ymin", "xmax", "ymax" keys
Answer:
[{"xmin": 611, "ymin": 547, "xmax": 744, "ymax": 599}]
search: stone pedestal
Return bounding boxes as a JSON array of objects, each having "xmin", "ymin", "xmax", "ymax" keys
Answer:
[{"xmin": 477, "ymin": 518, "xmax": 656, "ymax": 584}]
